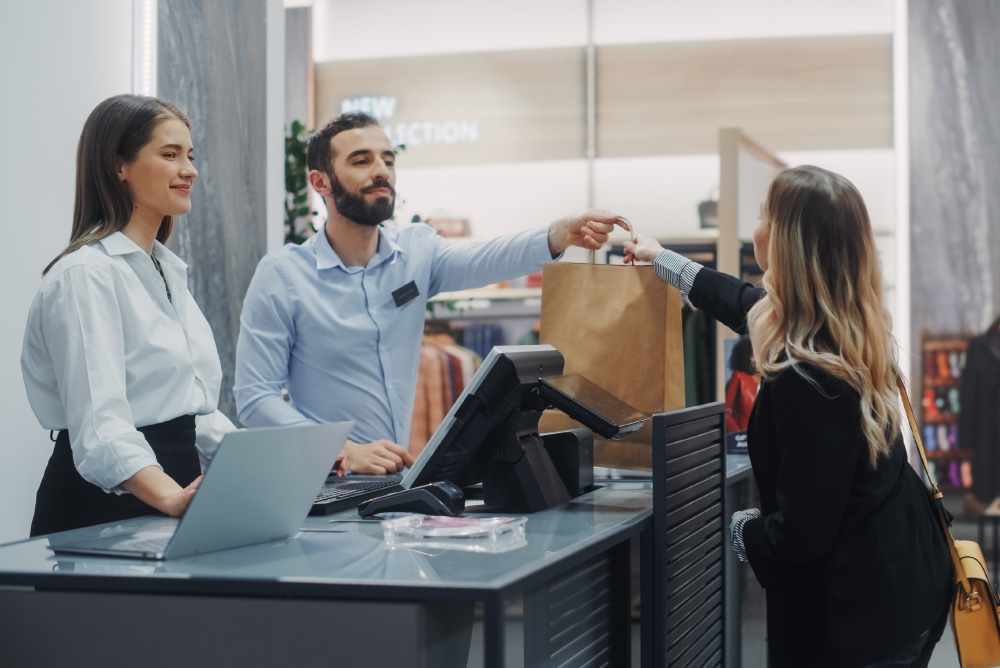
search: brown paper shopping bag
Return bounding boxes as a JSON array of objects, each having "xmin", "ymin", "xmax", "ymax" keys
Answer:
[{"xmin": 538, "ymin": 256, "xmax": 685, "ymax": 471}]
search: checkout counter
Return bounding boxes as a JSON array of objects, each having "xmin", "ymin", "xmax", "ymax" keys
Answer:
[
  {"xmin": 0, "ymin": 484, "xmax": 649, "ymax": 668},
  {"xmin": 0, "ymin": 456, "xmax": 754, "ymax": 668},
  {"xmin": 0, "ymin": 363, "xmax": 753, "ymax": 668}
]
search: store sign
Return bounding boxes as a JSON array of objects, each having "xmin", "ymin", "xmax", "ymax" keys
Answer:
[
  {"xmin": 340, "ymin": 95, "xmax": 398, "ymax": 119},
  {"xmin": 315, "ymin": 48, "xmax": 586, "ymax": 167},
  {"xmin": 340, "ymin": 95, "xmax": 480, "ymax": 147}
]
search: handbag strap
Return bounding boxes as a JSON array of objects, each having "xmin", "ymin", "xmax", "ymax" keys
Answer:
[
  {"xmin": 588, "ymin": 216, "xmax": 635, "ymax": 265},
  {"xmin": 897, "ymin": 377, "xmax": 974, "ymax": 597}
]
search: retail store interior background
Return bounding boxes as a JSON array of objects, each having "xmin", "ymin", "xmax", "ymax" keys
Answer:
[{"xmin": 2, "ymin": 1, "xmax": 998, "ymax": 666}]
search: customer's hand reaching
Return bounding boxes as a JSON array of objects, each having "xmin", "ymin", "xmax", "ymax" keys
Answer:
[{"xmin": 622, "ymin": 235, "xmax": 665, "ymax": 264}]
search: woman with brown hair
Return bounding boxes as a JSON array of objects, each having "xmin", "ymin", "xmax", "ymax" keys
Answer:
[
  {"xmin": 625, "ymin": 165, "xmax": 952, "ymax": 667},
  {"xmin": 21, "ymin": 94, "xmax": 236, "ymax": 537}
]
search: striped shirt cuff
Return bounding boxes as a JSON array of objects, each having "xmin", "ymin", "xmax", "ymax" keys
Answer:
[
  {"xmin": 730, "ymin": 508, "xmax": 762, "ymax": 563},
  {"xmin": 653, "ymin": 249, "xmax": 702, "ymax": 294}
]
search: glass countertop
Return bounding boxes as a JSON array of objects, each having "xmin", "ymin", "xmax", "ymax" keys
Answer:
[{"xmin": 0, "ymin": 485, "xmax": 652, "ymax": 598}]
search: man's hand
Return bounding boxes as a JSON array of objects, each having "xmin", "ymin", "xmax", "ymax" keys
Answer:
[
  {"xmin": 623, "ymin": 234, "xmax": 665, "ymax": 264},
  {"xmin": 548, "ymin": 209, "xmax": 631, "ymax": 257},
  {"xmin": 342, "ymin": 439, "xmax": 415, "ymax": 475}
]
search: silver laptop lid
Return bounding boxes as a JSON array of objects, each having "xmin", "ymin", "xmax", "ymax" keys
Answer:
[
  {"xmin": 49, "ymin": 421, "xmax": 352, "ymax": 560},
  {"xmin": 163, "ymin": 421, "xmax": 353, "ymax": 559}
]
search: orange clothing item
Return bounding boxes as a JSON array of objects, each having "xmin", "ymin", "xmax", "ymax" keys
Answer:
[
  {"xmin": 409, "ymin": 345, "xmax": 448, "ymax": 456},
  {"xmin": 408, "ymin": 340, "xmax": 482, "ymax": 457},
  {"xmin": 725, "ymin": 370, "xmax": 758, "ymax": 433}
]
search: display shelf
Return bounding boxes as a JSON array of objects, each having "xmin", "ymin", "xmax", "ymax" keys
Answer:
[
  {"xmin": 425, "ymin": 288, "xmax": 542, "ymax": 324},
  {"xmin": 920, "ymin": 335, "xmax": 972, "ymax": 491},
  {"xmin": 607, "ymin": 228, "xmax": 720, "ymax": 246},
  {"xmin": 428, "ymin": 287, "xmax": 541, "ymax": 303},
  {"xmin": 923, "ymin": 340, "xmax": 969, "ymax": 351},
  {"xmin": 927, "ymin": 449, "xmax": 974, "ymax": 460},
  {"xmin": 924, "ymin": 379, "xmax": 961, "ymax": 388},
  {"xmin": 923, "ymin": 415, "xmax": 959, "ymax": 424}
]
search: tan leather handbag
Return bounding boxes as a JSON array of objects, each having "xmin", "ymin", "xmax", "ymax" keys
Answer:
[{"xmin": 900, "ymin": 379, "xmax": 1000, "ymax": 668}]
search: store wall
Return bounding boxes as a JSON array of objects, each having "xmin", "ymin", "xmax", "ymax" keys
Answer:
[
  {"xmin": 0, "ymin": 1, "xmax": 133, "ymax": 543},
  {"xmin": 909, "ymin": 0, "xmax": 1000, "ymax": 340},
  {"xmin": 309, "ymin": 1, "xmax": 898, "ymax": 297}
]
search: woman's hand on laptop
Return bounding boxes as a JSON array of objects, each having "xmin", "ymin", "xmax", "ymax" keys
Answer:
[
  {"xmin": 121, "ymin": 466, "xmax": 204, "ymax": 517},
  {"xmin": 162, "ymin": 476, "xmax": 203, "ymax": 517},
  {"xmin": 342, "ymin": 439, "xmax": 415, "ymax": 475}
]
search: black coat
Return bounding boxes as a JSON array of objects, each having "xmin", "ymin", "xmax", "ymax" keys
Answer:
[
  {"xmin": 959, "ymin": 319, "xmax": 1000, "ymax": 502},
  {"xmin": 690, "ymin": 268, "xmax": 952, "ymax": 667}
]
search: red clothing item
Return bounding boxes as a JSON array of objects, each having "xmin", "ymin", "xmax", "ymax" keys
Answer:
[{"xmin": 725, "ymin": 370, "xmax": 758, "ymax": 432}]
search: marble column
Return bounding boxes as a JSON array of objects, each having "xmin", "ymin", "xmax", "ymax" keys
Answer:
[
  {"xmin": 158, "ymin": 0, "xmax": 269, "ymax": 422},
  {"xmin": 285, "ymin": 6, "xmax": 312, "ymax": 130},
  {"xmin": 910, "ymin": 0, "xmax": 1000, "ymax": 341}
]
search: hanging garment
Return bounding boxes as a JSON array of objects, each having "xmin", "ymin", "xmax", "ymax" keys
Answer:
[{"xmin": 683, "ymin": 308, "xmax": 713, "ymax": 406}]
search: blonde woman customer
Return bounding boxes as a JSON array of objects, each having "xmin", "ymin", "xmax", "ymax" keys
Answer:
[{"xmin": 624, "ymin": 166, "xmax": 952, "ymax": 667}]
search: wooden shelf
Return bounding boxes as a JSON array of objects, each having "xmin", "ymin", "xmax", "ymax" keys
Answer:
[
  {"xmin": 924, "ymin": 379, "xmax": 961, "ymax": 388},
  {"xmin": 923, "ymin": 415, "xmax": 958, "ymax": 424},
  {"xmin": 927, "ymin": 449, "xmax": 974, "ymax": 460},
  {"xmin": 923, "ymin": 340, "xmax": 970, "ymax": 351}
]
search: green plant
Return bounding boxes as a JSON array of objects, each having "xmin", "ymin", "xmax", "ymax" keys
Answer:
[{"xmin": 285, "ymin": 120, "xmax": 314, "ymax": 244}]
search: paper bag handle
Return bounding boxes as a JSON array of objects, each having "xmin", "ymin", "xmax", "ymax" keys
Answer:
[{"xmin": 588, "ymin": 216, "xmax": 635, "ymax": 265}]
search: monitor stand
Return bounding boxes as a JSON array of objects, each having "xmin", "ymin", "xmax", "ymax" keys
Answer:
[{"xmin": 468, "ymin": 404, "xmax": 573, "ymax": 514}]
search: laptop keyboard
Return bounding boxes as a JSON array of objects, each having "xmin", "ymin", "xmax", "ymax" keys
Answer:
[{"xmin": 310, "ymin": 480, "xmax": 401, "ymax": 516}]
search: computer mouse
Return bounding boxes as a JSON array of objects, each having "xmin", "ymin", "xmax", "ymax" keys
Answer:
[{"xmin": 357, "ymin": 481, "xmax": 465, "ymax": 518}]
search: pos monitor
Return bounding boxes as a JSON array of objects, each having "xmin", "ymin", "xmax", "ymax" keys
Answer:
[{"xmin": 401, "ymin": 345, "xmax": 647, "ymax": 513}]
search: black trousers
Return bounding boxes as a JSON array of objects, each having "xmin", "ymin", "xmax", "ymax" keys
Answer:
[{"xmin": 30, "ymin": 415, "xmax": 200, "ymax": 537}]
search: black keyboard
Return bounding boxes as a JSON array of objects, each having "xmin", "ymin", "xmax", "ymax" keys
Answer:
[{"xmin": 309, "ymin": 480, "xmax": 402, "ymax": 516}]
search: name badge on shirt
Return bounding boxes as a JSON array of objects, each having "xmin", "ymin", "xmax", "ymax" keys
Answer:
[{"xmin": 392, "ymin": 281, "xmax": 420, "ymax": 308}]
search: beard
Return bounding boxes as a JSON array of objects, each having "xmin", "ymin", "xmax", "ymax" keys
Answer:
[{"xmin": 328, "ymin": 170, "xmax": 395, "ymax": 227}]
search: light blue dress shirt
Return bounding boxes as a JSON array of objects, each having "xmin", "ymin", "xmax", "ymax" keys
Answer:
[{"xmin": 234, "ymin": 222, "xmax": 555, "ymax": 445}]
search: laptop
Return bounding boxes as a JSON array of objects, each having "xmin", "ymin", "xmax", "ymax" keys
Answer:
[{"xmin": 48, "ymin": 421, "xmax": 353, "ymax": 560}]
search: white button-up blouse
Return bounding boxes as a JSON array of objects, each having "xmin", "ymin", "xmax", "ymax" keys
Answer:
[{"xmin": 21, "ymin": 232, "xmax": 236, "ymax": 493}]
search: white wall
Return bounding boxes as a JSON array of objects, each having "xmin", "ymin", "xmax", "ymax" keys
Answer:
[
  {"xmin": 395, "ymin": 159, "xmax": 589, "ymax": 239},
  {"xmin": 312, "ymin": 0, "xmax": 894, "ymax": 60},
  {"xmin": 0, "ymin": 1, "xmax": 133, "ymax": 543},
  {"xmin": 592, "ymin": 0, "xmax": 894, "ymax": 44},
  {"xmin": 397, "ymin": 150, "xmax": 894, "ymax": 244},
  {"xmin": 312, "ymin": 0, "xmax": 587, "ymax": 61}
]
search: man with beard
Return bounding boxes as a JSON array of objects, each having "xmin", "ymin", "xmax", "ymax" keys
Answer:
[{"xmin": 234, "ymin": 112, "xmax": 627, "ymax": 474}]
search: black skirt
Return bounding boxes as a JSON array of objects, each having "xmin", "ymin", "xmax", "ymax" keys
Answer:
[{"xmin": 30, "ymin": 414, "xmax": 200, "ymax": 537}]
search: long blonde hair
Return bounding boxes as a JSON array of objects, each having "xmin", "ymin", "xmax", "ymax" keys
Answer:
[
  {"xmin": 747, "ymin": 165, "xmax": 900, "ymax": 468},
  {"xmin": 43, "ymin": 95, "xmax": 190, "ymax": 275}
]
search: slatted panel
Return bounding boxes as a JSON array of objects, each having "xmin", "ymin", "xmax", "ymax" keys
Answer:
[
  {"xmin": 652, "ymin": 403, "xmax": 727, "ymax": 668},
  {"xmin": 525, "ymin": 550, "xmax": 629, "ymax": 668}
]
